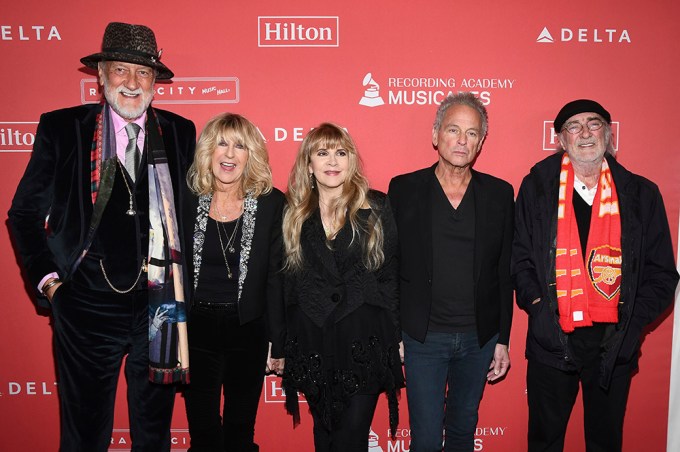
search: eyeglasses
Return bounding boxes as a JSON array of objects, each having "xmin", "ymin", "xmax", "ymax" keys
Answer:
[{"xmin": 563, "ymin": 119, "xmax": 605, "ymax": 135}]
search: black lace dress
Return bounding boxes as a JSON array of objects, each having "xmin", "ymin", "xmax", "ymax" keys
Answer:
[{"xmin": 282, "ymin": 191, "xmax": 404, "ymax": 434}]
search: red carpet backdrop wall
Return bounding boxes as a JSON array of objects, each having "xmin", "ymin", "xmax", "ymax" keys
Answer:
[{"xmin": 1, "ymin": 1, "xmax": 679, "ymax": 450}]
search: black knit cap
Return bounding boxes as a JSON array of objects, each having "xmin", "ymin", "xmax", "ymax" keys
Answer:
[
  {"xmin": 80, "ymin": 22, "xmax": 173, "ymax": 80},
  {"xmin": 554, "ymin": 99, "xmax": 611, "ymax": 133}
]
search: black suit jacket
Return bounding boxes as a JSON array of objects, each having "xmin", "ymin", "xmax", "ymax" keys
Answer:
[
  {"xmin": 8, "ymin": 103, "xmax": 196, "ymax": 303},
  {"xmin": 388, "ymin": 164, "xmax": 514, "ymax": 346},
  {"xmin": 183, "ymin": 189, "xmax": 286, "ymax": 356}
]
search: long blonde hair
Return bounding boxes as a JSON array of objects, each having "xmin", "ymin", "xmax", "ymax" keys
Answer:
[
  {"xmin": 282, "ymin": 123, "xmax": 384, "ymax": 271},
  {"xmin": 187, "ymin": 113, "xmax": 272, "ymax": 197}
]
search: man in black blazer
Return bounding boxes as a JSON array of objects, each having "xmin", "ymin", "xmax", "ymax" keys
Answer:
[
  {"xmin": 8, "ymin": 22, "xmax": 195, "ymax": 451},
  {"xmin": 388, "ymin": 92, "xmax": 514, "ymax": 452}
]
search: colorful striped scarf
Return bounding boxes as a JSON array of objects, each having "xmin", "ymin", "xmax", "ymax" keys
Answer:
[{"xmin": 86, "ymin": 105, "xmax": 189, "ymax": 383}]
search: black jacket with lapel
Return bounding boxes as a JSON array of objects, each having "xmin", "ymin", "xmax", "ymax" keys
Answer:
[{"xmin": 388, "ymin": 164, "xmax": 514, "ymax": 346}]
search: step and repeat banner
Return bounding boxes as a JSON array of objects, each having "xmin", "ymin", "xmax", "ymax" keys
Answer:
[{"xmin": 1, "ymin": 1, "xmax": 679, "ymax": 450}]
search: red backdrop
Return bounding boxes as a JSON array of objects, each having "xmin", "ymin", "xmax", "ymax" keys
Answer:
[{"xmin": 2, "ymin": 1, "xmax": 679, "ymax": 450}]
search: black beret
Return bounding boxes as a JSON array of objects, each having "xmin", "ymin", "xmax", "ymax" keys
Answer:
[{"xmin": 554, "ymin": 99, "xmax": 611, "ymax": 133}]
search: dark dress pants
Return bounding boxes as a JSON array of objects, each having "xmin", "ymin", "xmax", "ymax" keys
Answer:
[
  {"xmin": 184, "ymin": 306, "xmax": 268, "ymax": 452},
  {"xmin": 527, "ymin": 359, "xmax": 632, "ymax": 452},
  {"xmin": 310, "ymin": 392, "xmax": 380, "ymax": 452},
  {"xmin": 51, "ymin": 281, "xmax": 176, "ymax": 452}
]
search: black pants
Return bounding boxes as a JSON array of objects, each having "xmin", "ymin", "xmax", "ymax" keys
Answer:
[
  {"xmin": 184, "ymin": 306, "xmax": 268, "ymax": 452},
  {"xmin": 311, "ymin": 393, "xmax": 379, "ymax": 452},
  {"xmin": 51, "ymin": 282, "xmax": 176, "ymax": 452},
  {"xmin": 527, "ymin": 359, "xmax": 632, "ymax": 452}
]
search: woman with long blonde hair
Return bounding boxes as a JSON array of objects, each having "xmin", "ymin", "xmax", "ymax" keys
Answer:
[
  {"xmin": 281, "ymin": 123, "xmax": 403, "ymax": 451},
  {"xmin": 183, "ymin": 113, "xmax": 285, "ymax": 451}
]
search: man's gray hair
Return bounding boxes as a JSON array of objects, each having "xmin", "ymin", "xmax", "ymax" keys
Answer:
[{"xmin": 433, "ymin": 92, "xmax": 489, "ymax": 138}]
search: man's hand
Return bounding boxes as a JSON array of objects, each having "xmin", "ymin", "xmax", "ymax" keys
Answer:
[
  {"xmin": 399, "ymin": 341, "xmax": 404, "ymax": 364},
  {"xmin": 44, "ymin": 279, "xmax": 62, "ymax": 303},
  {"xmin": 487, "ymin": 344, "xmax": 510, "ymax": 382}
]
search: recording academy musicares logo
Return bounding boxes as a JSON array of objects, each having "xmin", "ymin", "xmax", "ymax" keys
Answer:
[
  {"xmin": 374, "ymin": 425, "xmax": 506, "ymax": 451},
  {"xmin": 358, "ymin": 72, "xmax": 516, "ymax": 107},
  {"xmin": 543, "ymin": 121, "xmax": 619, "ymax": 152},
  {"xmin": 258, "ymin": 16, "xmax": 339, "ymax": 47},
  {"xmin": 80, "ymin": 77, "xmax": 240, "ymax": 105},
  {"xmin": 0, "ymin": 122, "xmax": 38, "ymax": 152},
  {"xmin": 536, "ymin": 26, "xmax": 631, "ymax": 43}
]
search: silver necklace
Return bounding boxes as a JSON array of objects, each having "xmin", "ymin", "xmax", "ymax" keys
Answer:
[
  {"xmin": 221, "ymin": 215, "xmax": 241, "ymax": 253},
  {"xmin": 213, "ymin": 200, "xmax": 242, "ymax": 253},
  {"xmin": 116, "ymin": 158, "xmax": 136, "ymax": 216},
  {"xmin": 212, "ymin": 200, "xmax": 233, "ymax": 221},
  {"xmin": 215, "ymin": 219, "xmax": 234, "ymax": 279}
]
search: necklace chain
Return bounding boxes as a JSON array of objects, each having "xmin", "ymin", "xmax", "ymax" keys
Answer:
[
  {"xmin": 116, "ymin": 158, "xmax": 136, "ymax": 216},
  {"xmin": 100, "ymin": 258, "xmax": 147, "ymax": 293},
  {"xmin": 212, "ymin": 199, "xmax": 242, "ymax": 254},
  {"xmin": 215, "ymin": 219, "xmax": 236, "ymax": 279}
]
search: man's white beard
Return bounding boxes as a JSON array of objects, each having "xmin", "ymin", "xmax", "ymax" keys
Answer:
[{"xmin": 102, "ymin": 77, "xmax": 154, "ymax": 120}]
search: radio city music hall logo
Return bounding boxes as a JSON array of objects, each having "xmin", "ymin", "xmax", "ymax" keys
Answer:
[
  {"xmin": 543, "ymin": 121, "xmax": 619, "ymax": 152},
  {"xmin": 0, "ymin": 122, "xmax": 38, "ymax": 152},
  {"xmin": 80, "ymin": 77, "xmax": 240, "ymax": 105},
  {"xmin": 258, "ymin": 16, "xmax": 339, "ymax": 47},
  {"xmin": 536, "ymin": 26, "xmax": 631, "ymax": 43},
  {"xmin": 110, "ymin": 429, "xmax": 190, "ymax": 449}
]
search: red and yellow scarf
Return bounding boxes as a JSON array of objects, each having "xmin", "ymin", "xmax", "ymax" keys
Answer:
[{"xmin": 556, "ymin": 154, "xmax": 621, "ymax": 333}]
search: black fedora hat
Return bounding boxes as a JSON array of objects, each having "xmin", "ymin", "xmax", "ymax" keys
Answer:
[{"xmin": 80, "ymin": 22, "xmax": 174, "ymax": 80}]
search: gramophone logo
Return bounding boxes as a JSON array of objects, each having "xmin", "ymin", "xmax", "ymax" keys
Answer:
[
  {"xmin": 359, "ymin": 72, "xmax": 385, "ymax": 107},
  {"xmin": 368, "ymin": 428, "xmax": 384, "ymax": 452}
]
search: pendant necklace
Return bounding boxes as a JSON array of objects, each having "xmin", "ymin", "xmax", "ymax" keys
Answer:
[
  {"xmin": 213, "ymin": 200, "xmax": 242, "ymax": 253},
  {"xmin": 116, "ymin": 158, "xmax": 136, "ymax": 216},
  {"xmin": 215, "ymin": 219, "xmax": 234, "ymax": 279}
]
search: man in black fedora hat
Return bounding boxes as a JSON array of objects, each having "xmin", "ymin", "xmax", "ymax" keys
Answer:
[{"xmin": 8, "ymin": 22, "xmax": 195, "ymax": 451}]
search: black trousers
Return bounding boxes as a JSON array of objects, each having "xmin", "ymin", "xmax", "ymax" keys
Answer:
[
  {"xmin": 311, "ymin": 393, "xmax": 380, "ymax": 452},
  {"xmin": 527, "ymin": 359, "xmax": 632, "ymax": 452},
  {"xmin": 184, "ymin": 306, "xmax": 268, "ymax": 452},
  {"xmin": 51, "ymin": 282, "xmax": 176, "ymax": 452}
]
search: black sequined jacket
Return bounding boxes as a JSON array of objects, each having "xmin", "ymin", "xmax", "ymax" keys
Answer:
[{"xmin": 281, "ymin": 190, "xmax": 404, "ymax": 434}]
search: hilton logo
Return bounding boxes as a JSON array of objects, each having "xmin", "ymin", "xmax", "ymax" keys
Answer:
[
  {"xmin": 263, "ymin": 375, "xmax": 307, "ymax": 403},
  {"xmin": 258, "ymin": 16, "xmax": 339, "ymax": 47},
  {"xmin": 0, "ymin": 122, "xmax": 38, "ymax": 152}
]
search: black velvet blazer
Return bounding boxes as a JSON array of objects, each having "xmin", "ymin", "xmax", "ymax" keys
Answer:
[
  {"xmin": 8, "ymin": 104, "xmax": 196, "ymax": 304},
  {"xmin": 388, "ymin": 164, "xmax": 514, "ymax": 346}
]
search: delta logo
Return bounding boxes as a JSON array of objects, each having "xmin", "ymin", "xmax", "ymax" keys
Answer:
[
  {"xmin": 0, "ymin": 24, "xmax": 61, "ymax": 40},
  {"xmin": 81, "ymin": 77, "xmax": 240, "ymax": 105},
  {"xmin": 543, "ymin": 121, "xmax": 619, "ymax": 152},
  {"xmin": 536, "ymin": 26, "xmax": 631, "ymax": 44},
  {"xmin": 258, "ymin": 16, "xmax": 339, "ymax": 47},
  {"xmin": 0, "ymin": 122, "xmax": 38, "ymax": 152}
]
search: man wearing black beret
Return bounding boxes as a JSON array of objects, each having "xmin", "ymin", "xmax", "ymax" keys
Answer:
[
  {"xmin": 8, "ymin": 22, "xmax": 195, "ymax": 451},
  {"xmin": 512, "ymin": 99, "xmax": 678, "ymax": 451}
]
